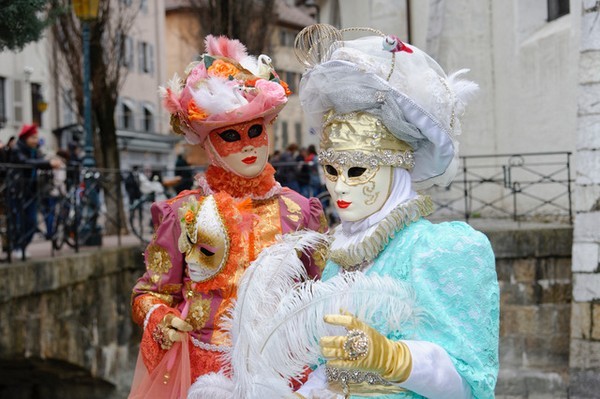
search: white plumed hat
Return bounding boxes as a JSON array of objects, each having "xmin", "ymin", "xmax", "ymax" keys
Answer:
[{"xmin": 296, "ymin": 24, "xmax": 478, "ymax": 189}]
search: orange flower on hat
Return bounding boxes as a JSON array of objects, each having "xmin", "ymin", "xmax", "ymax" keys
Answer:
[
  {"xmin": 279, "ymin": 80, "xmax": 292, "ymax": 96},
  {"xmin": 245, "ymin": 77, "xmax": 260, "ymax": 87},
  {"xmin": 208, "ymin": 59, "xmax": 240, "ymax": 79},
  {"xmin": 188, "ymin": 100, "xmax": 208, "ymax": 121},
  {"xmin": 184, "ymin": 209, "xmax": 195, "ymax": 224}
]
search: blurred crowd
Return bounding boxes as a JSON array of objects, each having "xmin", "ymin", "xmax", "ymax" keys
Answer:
[
  {"xmin": 271, "ymin": 143, "xmax": 324, "ymax": 198},
  {"xmin": 0, "ymin": 124, "xmax": 325, "ymax": 259}
]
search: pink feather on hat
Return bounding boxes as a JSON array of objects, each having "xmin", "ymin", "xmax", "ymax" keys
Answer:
[
  {"xmin": 161, "ymin": 35, "xmax": 290, "ymax": 145},
  {"xmin": 204, "ymin": 35, "xmax": 248, "ymax": 62}
]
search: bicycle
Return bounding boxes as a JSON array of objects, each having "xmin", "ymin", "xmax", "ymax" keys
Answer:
[
  {"xmin": 51, "ymin": 171, "xmax": 102, "ymax": 250},
  {"xmin": 51, "ymin": 185, "xmax": 79, "ymax": 250}
]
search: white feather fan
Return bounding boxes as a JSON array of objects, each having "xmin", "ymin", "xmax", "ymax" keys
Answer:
[{"xmin": 187, "ymin": 231, "xmax": 418, "ymax": 399}]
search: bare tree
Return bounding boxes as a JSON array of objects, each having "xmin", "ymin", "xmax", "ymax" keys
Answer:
[
  {"xmin": 49, "ymin": 0, "xmax": 141, "ymax": 234},
  {"xmin": 189, "ymin": 0, "xmax": 276, "ymax": 55}
]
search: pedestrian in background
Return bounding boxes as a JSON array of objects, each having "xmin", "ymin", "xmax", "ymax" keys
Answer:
[
  {"xmin": 296, "ymin": 146, "xmax": 311, "ymax": 197},
  {"xmin": 124, "ymin": 166, "xmax": 142, "ymax": 206},
  {"xmin": 42, "ymin": 149, "xmax": 69, "ymax": 239},
  {"xmin": 174, "ymin": 146, "xmax": 194, "ymax": 193},
  {"xmin": 277, "ymin": 143, "xmax": 301, "ymax": 191},
  {"xmin": 8, "ymin": 124, "xmax": 62, "ymax": 258}
]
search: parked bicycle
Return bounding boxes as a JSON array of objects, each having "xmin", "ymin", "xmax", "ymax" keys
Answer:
[{"xmin": 51, "ymin": 170, "xmax": 101, "ymax": 250}]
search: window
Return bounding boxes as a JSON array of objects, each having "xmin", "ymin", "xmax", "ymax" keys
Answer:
[
  {"xmin": 62, "ymin": 89, "xmax": 76, "ymax": 125},
  {"xmin": 548, "ymin": 0, "xmax": 569, "ymax": 21},
  {"xmin": 119, "ymin": 100, "xmax": 134, "ymax": 130},
  {"xmin": 295, "ymin": 122, "xmax": 302, "ymax": 147},
  {"xmin": 138, "ymin": 41, "xmax": 154, "ymax": 74},
  {"xmin": 142, "ymin": 104, "xmax": 154, "ymax": 132},
  {"xmin": 31, "ymin": 83, "xmax": 43, "ymax": 127},
  {"xmin": 285, "ymin": 71, "xmax": 297, "ymax": 94},
  {"xmin": 13, "ymin": 80, "xmax": 23, "ymax": 124},
  {"xmin": 0, "ymin": 77, "xmax": 6, "ymax": 127},
  {"xmin": 121, "ymin": 35, "xmax": 134, "ymax": 68},
  {"xmin": 279, "ymin": 28, "xmax": 298, "ymax": 47}
]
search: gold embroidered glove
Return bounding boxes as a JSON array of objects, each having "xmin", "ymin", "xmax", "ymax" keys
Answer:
[
  {"xmin": 153, "ymin": 313, "xmax": 193, "ymax": 350},
  {"xmin": 320, "ymin": 313, "xmax": 412, "ymax": 383}
]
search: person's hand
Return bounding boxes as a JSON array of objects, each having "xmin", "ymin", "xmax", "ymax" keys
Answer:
[
  {"xmin": 320, "ymin": 312, "xmax": 412, "ymax": 383},
  {"xmin": 153, "ymin": 313, "xmax": 193, "ymax": 350},
  {"xmin": 50, "ymin": 158, "xmax": 63, "ymax": 168}
]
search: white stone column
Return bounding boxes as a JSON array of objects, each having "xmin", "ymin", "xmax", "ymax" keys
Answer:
[{"xmin": 570, "ymin": 1, "xmax": 600, "ymax": 397}]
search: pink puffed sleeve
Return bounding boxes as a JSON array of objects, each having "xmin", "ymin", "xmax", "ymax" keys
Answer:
[
  {"xmin": 132, "ymin": 200, "xmax": 187, "ymax": 321},
  {"xmin": 131, "ymin": 198, "xmax": 189, "ymax": 370}
]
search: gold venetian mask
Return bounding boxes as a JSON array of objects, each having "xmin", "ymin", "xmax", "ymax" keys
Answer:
[{"xmin": 178, "ymin": 196, "xmax": 230, "ymax": 282}]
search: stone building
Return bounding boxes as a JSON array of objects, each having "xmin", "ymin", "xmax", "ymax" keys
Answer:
[
  {"xmin": 0, "ymin": 1, "xmax": 176, "ymax": 172},
  {"xmin": 570, "ymin": 0, "xmax": 600, "ymax": 397}
]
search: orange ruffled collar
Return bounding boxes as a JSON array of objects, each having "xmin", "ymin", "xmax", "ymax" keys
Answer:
[{"xmin": 202, "ymin": 164, "xmax": 280, "ymax": 199}]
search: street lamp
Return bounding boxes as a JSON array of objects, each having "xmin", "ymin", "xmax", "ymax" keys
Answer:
[
  {"xmin": 73, "ymin": 0, "xmax": 102, "ymax": 247},
  {"xmin": 72, "ymin": 0, "xmax": 100, "ymax": 168}
]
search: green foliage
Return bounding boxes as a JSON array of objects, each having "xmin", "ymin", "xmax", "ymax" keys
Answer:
[{"xmin": 0, "ymin": 0, "xmax": 58, "ymax": 51}]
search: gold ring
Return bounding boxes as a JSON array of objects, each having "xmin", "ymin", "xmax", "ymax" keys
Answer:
[{"xmin": 343, "ymin": 329, "xmax": 370, "ymax": 360}]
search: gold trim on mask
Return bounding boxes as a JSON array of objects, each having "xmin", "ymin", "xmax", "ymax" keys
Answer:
[{"xmin": 319, "ymin": 111, "xmax": 415, "ymax": 171}]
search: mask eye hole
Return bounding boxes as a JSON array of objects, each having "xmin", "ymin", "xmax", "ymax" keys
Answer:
[
  {"xmin": 348, "ymin": 167, "xmax": 367, "ymax": 178},
  {"xmin": 218, "ymin": 129, "xmax": 241, "ymax": 142},
  {"xmin": 324, "ymin": 165, "xmax": 338, "ymax": 176},
  {"xmin": 199, "ymin": 245, "xmax": 216, "ymax": 257},
  {"xmin": 247, "ymin": 124, "xmax": 263, "ymax": 139}
]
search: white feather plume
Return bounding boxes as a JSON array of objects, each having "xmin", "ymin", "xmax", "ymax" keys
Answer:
[
  {"xmin": 187, "ymin": 372, "xmax": 234, "ymax": 399},
  {"xmin": 259, "ymin": 272, "xmax": 418, "ymax": 383},
  {"xmin": 448, "ymin": 69, "xmax": 479, "ymax": 116},
  {"xmin": 224, "ymin": 231, "xmax": 328, "ymax": 397},
  {"xmin": 192, "ymin": 77, "xmax": 249, "ymax": 115},
  {"xmin": 187, "ymin": 231, "xmax": 419, "ymax": 398}
]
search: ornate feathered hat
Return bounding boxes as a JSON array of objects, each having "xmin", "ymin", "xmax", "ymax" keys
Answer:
[
  {"xmin": 160, "ymin": 35, "xmax": 292, "ymax": 145},
  {"xmin": 296, "ymin": 24, "xmax": 478, "ymax": 189}
]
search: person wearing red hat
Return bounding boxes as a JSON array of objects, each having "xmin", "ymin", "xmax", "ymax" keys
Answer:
[{"xmin": 8, "ymin": 124, "xmax": 62, "ymax": 258}]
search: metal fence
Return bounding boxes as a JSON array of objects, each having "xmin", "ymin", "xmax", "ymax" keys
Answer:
[
  {"xmin": 425, "ymin": 151, "xmax": 573, "ymax": 223},
  {"xmin": 0, "ymin": 163, "xmax": 201, "ymax": 263},
  {"xmin": 0, "ymin": 151, "xmax": 573, "ymax": 263}
]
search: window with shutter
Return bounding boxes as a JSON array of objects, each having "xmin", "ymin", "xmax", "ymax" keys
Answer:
[
  {"xmin": 548, "ymin": 0, "xmax": 569, "ymax": 21},
  {"xmin": 0, "ymin": 77, "xmax": 6, "ymax": 127},
  {"xmin": 13, "ymin": 80, "xmax": 23, "ymax": 124}
]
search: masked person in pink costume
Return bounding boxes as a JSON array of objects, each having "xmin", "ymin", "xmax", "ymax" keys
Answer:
[{"xmin": 129, "ymin": 35, "xmax": 327, "ymax": 397}]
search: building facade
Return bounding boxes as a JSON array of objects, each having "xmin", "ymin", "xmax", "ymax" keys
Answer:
[{"xmin": 0, "ymin": 0, "xmax": 176, "ymax": 173}]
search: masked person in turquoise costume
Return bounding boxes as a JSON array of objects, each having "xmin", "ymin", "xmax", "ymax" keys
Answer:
[{"xmin": 291, "ymin": 24, "xmax": 500, "ymax": 399}]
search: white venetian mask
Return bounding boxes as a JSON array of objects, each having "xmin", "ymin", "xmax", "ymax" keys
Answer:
[{"xmin": 324, "ymin": 163, "xmax": 393, "ymax": 222}]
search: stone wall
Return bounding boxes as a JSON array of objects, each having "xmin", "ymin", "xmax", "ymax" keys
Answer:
[
  {"xmin": 484, "ymin": 227, "xmax": 573, "ymax": 399},
  {"xmin": 570, "ymin": 1, "xmax": 600, "ymax": 398},
  {"xmin": 0, "ymin": 245, "xmax": 145, "ymax": 399},
  {"xmin": 0, "ymin": 226, "xmax": 578, "ymax": 398}
]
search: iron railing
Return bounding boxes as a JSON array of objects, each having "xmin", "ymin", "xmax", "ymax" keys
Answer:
[
  {"xmin": 0, "ymin": 163, "xmax": 201, "ymax": 263},
  {"xmin": 0, "ymin": 151, "xmax": 573, "ymax": 263},
  {"xmin": 425, "ymin": 152, "xmax": 573, "ymax": 223}
]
